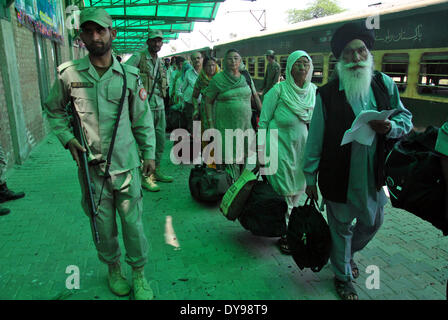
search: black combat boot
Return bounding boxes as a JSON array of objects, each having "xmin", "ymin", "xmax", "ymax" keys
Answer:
[
  {"xmin": 0, "ymin": 183, "xmax": 25, "ymax": 203},
  {"xmin": 0, "ymin": 206, "xmax": 10, "ymax": 216}
]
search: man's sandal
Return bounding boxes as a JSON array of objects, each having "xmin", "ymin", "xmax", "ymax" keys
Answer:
[
  {"xmin": 334, "ymin": 278, "xmax": 359, "ymax": 300},
  {"xmin": 350, "ymin": 259, "xmax": 359, "ymax": 279}
]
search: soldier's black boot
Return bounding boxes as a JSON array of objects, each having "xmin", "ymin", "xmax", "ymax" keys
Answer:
[
  {"xmin": 0, "ymin": 206, "xmax": 10, "ymax": 216},
  {"xmin": 0, "ymin": 183, "xmax": 25, "ymax": 203}
]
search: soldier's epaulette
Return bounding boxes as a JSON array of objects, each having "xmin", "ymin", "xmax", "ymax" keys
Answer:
[
  {"xmin": 122, "ymin": 64, "xmax": 140, "ymax": 77},
  {"xmin": 57, "ymin": 60, "xmax": 80, "ymax": 74}
]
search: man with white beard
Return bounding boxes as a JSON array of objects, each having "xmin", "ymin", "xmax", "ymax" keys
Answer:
[{"xmin": 303, "ymin": 22, "xmax": 413, "ymax": 300}]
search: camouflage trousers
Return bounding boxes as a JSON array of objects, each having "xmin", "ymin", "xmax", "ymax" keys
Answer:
[{"xmin": 79, "ymin": 166, "xmax": 148, "ymax": 268}]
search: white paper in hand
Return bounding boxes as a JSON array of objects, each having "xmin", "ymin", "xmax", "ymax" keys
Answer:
[{"xmin": 341, "ymin": 109, "xmax": 397, "ymax": 146}]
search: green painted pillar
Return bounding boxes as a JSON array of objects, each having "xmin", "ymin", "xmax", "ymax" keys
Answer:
[{"xmin": 0, "ymin": 18, "xmax": 31, "ymax": 164}]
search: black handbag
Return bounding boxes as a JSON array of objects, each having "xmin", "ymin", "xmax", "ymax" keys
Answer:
[
  {"xmin": 238, "ymin": 179, "xmax": 287, "ymax": 237},
  {"xmin": 189, "ymin": 164, "xmax": 232, "ymax": 203},
  {"xmin": 287, "ymin": 197, "xmax": 332, "ymax": 272}
]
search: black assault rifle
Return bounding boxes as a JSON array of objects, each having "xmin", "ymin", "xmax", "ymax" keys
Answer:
[{"xmin": 69, "ymin": 98, "xmax": 100, "ymax": 244}]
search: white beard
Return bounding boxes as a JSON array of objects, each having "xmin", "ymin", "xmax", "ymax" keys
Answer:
[{"xmin": 336, "ymin": 53, "xmax": 374, "ymax": 106}]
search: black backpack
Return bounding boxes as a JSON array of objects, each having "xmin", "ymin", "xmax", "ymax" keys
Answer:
[
  {"xmin": 238, "ymin": 179, "xmax": 287, "ymax": 237},
  {"xmin": 188, "ymin": 164, "xmax": 232, "ymax": 203},
  {"xmin": 384, "ymin": 126, "xmax": 448, "ymax": 235},
  {"xmin": 287, "ymin": 197, "xmax": 332, "ymax": 272}
]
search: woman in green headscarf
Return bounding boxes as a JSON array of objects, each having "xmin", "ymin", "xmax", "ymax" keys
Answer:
[
  {"xmin": 205, "ymin": 49, "xmax": 259, "ymax": 180},
  {"xmin": 258, "ymin": 50, "xmax": 317, "ymax": 254}
]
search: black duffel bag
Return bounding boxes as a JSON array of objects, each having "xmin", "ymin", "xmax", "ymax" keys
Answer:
[
  {"xmin": 238, "ymin": 179, "xmax": 287, "ymax": 237},
  {"xmin": 384, "ymin": 126, "xmax": 447, "ymax": 235},
  {"xmin": 189, "ymin": 164, "xmax": 232, "ymax": 203},
  {"xmin": 287, "ymin": 197, "xmax": 332, "ymax": 272}
]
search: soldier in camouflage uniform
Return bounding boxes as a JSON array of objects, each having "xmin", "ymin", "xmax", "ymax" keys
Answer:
[
  {"xmin": 44, "ymin": 8, "xmax": 156, "ymax": 300},
  {"xmin": 126, "ymin": 30, "xmax": 174, "ymax": 192}
]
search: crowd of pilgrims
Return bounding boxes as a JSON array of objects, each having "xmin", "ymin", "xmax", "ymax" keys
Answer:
[{"xmin": 157, "ymin": 21, "xmax": 448, "ymax": 300}]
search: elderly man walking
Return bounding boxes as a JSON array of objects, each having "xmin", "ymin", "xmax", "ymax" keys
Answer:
[
  {"xmin": 303, "ymin": 22, "xmax": 413, "ymax": 300},
  {"xmin": 182, "ymin": 51, "xmax": 203, "ymax": 135}
]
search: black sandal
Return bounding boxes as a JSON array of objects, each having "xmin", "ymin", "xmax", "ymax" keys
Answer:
[
  {"xmin": 277, "ymin": 236, "xmax": 291, "ymax": 255},
  {"xmin": 334, "ymin": 278, "xmax": 358, "ymax": 300},
  {"xmin": 350, "ymin": 259, "xmax": 359, "ymax": 279}
]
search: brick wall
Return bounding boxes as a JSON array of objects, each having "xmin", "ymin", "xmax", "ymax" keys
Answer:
[
  {"xmin": 10, "ymin": 6, "xmax": 45, "ymax": 149},
  {"xmin": 46, "ymin": 40, "xmax": 56, "ymax": 86}
]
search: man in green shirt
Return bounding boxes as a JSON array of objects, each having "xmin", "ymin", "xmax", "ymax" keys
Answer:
[{"xmin": 44, "ymin": 8, "xmax": 156, "ymax": 300}]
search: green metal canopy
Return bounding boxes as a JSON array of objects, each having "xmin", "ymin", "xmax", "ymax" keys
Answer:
[{"xmin": 80, "ymin": 0, "xmax": 224, "ymax": 54}]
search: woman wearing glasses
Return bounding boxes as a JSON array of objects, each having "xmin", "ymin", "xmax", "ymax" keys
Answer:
[{"xmin": 258, "ymin": 50, "xmax": 317, "ymax": 254}]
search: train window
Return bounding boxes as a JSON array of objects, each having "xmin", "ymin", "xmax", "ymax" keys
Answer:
[
  {"xmin": 280, "ymin": 56, "xmax": 288, "ymax": 81},
  {"xmin": 381, "ymin": 53, "xmax": 409, "ymax": 92},
  {"xmin": 418, "ymin": 52, "xmax": 448, "ymax": 97},
  {"xmin": 257, "ymin": 57, "xmax": 266, "ymax": 78},
  {"xmin": 248, "ymin": 57, "xmax": 256, "ymax": 77},
  {"xmin": 310, "ymin": 55, "xmax": 323, "ymax": 84},
  {"xmin": 328, "ymin": 54, "xmax": 338, "ymax": 80}
]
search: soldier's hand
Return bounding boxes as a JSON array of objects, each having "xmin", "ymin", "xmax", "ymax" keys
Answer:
[
  {"xmin": 67, "ymin": 138, "xmax": 86, "ymax": 167},
  {"xmin": 142, "ymin": 159, "xmax": 156, "ymax": 177},
  {"xmin": 369, "ymin": 120, "xmax": 392, "ymax": 135},
  {"xmin": 305, "ymin": 185, "xmax": 319, "ymax": 202}
]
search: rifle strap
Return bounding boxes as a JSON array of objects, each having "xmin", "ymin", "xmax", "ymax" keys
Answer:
[{"xmin": 97, "ymin": 62, "xmax": 128, "ymax": 208}]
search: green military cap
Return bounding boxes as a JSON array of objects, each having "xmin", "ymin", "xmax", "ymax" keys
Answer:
[
  {"xmin": 148, "ymin": 29, "xmax": 164, "ymax": 40},
  {"xmin": 265, "ymin": 49, "xmax": 275, "ymax": 56},
  {"xmin": 80, "ymin": 7, "xmax": 112, "ymax": 28}
]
